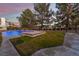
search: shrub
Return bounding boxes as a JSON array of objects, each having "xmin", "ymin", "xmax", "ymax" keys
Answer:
[{"xmin": 7, "ymin": 26, "xmax": 21, "ymax": 30}]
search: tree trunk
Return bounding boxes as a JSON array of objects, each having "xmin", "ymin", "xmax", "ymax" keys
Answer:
[
  {"xmin": 66, "ymin": 20, "xmax": 69, "ymax": 32},
  {"xmin": 75, "ymin": 24, "xmax": 77, "ymax": 32},
  {"xmin": 40, "ymin": 14, "xmax": 43, "ymax": 30},
  {"xmin": 71, "ymin": 19, "xmax": 74, "ymax": 32},
  {"xmin": 65, "ymin": 15, "xmax": 70, "ymax": 32},
  {"xmin": 40, "ymin": 18, "xmax": 44, "ymax": 30}
]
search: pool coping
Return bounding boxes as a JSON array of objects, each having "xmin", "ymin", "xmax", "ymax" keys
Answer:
[{"xmin": 9, "ymin": 39, "xmax": 20, "ymax": 56}]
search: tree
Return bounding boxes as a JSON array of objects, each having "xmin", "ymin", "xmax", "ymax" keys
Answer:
[
  {"xmin": 71, "ymin": 4, "xmax": 79, "ymax": 32},
  {"xmin": 56, "ymin": 3, "xmax": 72, "ymax": 31},
  {"xmin": 18, "ymin": 9, "xmax": 35, "ymax": 28},
  {"xmin": 56, "ymin": 3, "xmax": 79, "ymax": 32},
  {"xmin": 34, "ymin": 3, "xmax": 53, "ymax": 29},
  {"xmin": 56, "ymin": 3, "xmax": 79, "ymax": 31}
]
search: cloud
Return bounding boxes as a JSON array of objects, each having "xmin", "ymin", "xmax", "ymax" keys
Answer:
[{"xmin": 0, "ymin": 3, "xmax": 34, "ymax": 15}]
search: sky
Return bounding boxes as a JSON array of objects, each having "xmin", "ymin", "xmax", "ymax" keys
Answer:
[{"xmin": 0, "ymin": 3, "xmax": 57, "ymax": 22}]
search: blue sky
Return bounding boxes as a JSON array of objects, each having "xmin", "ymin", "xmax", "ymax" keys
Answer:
[{"xmin": 0, "ymin": 3, "xmax": 57, "ymax": 22}]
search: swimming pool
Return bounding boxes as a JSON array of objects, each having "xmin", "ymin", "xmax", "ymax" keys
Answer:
[{"xmin": 2, "ymin": 30, "xmax": 34, "ymax": 39}]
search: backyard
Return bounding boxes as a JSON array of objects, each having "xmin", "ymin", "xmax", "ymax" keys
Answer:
[
  {"xmin": 0, "ymin": 3, "xmax": 79, "ymax": 56},
  {"xmin": 10, "ymin": 31, "xmax": 65, "ymax": 55}
]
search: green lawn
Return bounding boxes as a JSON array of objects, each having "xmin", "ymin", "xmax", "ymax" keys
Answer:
[{"xmin": 10, "ymin": 31, "xmax": 65, "ymax": 56}]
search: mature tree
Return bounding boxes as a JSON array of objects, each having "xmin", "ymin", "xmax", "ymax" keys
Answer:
[
  {"xmin": 71, "ymin": 4, "xmax": 79, "ymax": 32},
  {"xmin": 34, "ymin": 3, "xmax": 53, "ymax": 29},
  {"xmin": 56, "ymin": 3, "xmax": 72, "ymax": 31},
  {"xmin": 56, "ymin": 3, "xmax": 79, "ymax": 32},
  {"xmin": 18, "ymin": 9, "xmax": 36, "ymax": 28}
]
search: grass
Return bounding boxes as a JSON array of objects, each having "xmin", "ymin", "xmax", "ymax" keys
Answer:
[
  {"xmin": 10, "ymin": 31, "xmax": 65, "ymax": 56},
  {"xmin": 10, "ymin": 36, "xmax": 32, "ymax": 46}
]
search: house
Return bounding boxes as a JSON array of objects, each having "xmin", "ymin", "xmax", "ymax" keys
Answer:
[
  {"xmin": 0, "ymin": 17, "xmax": 21, "ymax": 31},
  {"xmin": 0, "ymin": 18, "xmax": 7, "ymax": 31}
]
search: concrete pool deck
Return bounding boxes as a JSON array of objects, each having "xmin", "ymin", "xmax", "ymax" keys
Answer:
[
  {"xmin": 32, "ymin": 33, "xmax": 79, "ymax": 56},
  {"xmin": 0, "ymin": 34, "xmax": 19, "ymax": 56}
]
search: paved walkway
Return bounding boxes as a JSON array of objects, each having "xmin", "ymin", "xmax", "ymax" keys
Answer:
[
  {"xmin": 0, "ymin": 34, "xmax": 19, "ymax": 56},
  {"xmin": 32, "ymin": 33, "xmax": 79, "ymax": 56}
]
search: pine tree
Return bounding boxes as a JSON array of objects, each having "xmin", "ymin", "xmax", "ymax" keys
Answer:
[{"xmin": 34, "ymin": 3, "xmax": 53, "ymax": 29}]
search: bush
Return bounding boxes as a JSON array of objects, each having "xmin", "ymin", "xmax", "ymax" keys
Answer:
[
  {"xmin": 21, "ymin": 27, "xmax": 33, "ymax": 30},
  {"xmin": 11, "ymin": 31, "xmax": 65, "ymax": 56},
  {"xmin": 7, "ymin": 26, "xmax": 21, "ymax": 30}
]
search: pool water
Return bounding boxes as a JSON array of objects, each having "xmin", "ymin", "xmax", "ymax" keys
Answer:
[
  {"xmin": 2, "ymin": 30, "xmax": 22, "ymax": 39},
  {"xmin": 2, "ymin": 30, "xmax": 34, "ymax": 39}
]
